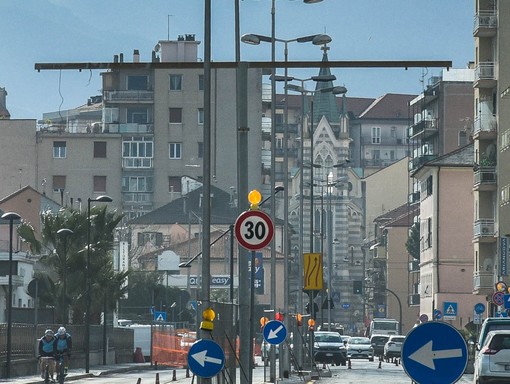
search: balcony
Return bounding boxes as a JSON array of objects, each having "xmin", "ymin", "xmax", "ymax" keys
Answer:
[
  {"xmin": 473, "ymin": 114, "xmax": 497, "ymax": 139},
  {"xmin": 474, "ymin": 63, "xmax": 497, "ymax": 89},
  {"xmin": 105, "ymin": 123, "xmax": 154, "ymax": 134},
  {"xmin": 0, "ymin": 274, "xmax": 25, "ymax": 287},
  {"xmin": 104, "ymin": 90, "xmax": 154, "ymax": 103},
  {"xmin": 408, "ymin": 191, "xmax": 420, "ymax": 205},
  {"xmin": 473, "ymin": 167, "xmax": 496, "ymax": 191},
  {"xmin": 408, "ymin": 118, "xmax": 438, "ymax": 139},
  {"xmin": 473, "ymin": 219, "xmax": 496, "ymax": 241},
  {"xmin": 473, "ymin": 271, "xmax": 493, "ymax": 294},
  {"xmin": 122, "ymin": 157, "xmax": 153, "ymax": 169},
  {"xmin": 473, "ymin": 11, "xmax": 497, "ymax": 37},
  {"xmin": 408, "ymin": 260, "xmax": 420, "ymax": 273},
  {"xmin": 408, "ymin": 154, "xmax": 437, "ymax": 172}
]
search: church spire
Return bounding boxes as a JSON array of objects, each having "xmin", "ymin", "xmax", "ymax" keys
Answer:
[{"xmin": 312, "ymin": 44, "xmax": 341, "ymax": 124}]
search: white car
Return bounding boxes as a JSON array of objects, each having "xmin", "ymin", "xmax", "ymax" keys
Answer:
[
  {"xmin": 346, "ymin": 336, "xmax": 374, "ymax": 361},
  {"xmin": 383, "ymin": 335, "xmax": 405, "ymax": 360},
  {"xmin": 474, "ymin": 330, "xmax": 510, "ymax": 384}
]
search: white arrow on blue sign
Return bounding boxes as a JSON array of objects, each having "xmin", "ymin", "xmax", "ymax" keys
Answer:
[
  {"xmin": 504, "ymin": 295, "xmax": 510, "ymax": 310},
  {"xmin": 402, "ymin": 321, "xmax": 468, "ymax": 384},
  {"xmin": 187, "ymin": 339, "xmax": 225, "ymax": 378},
  {"xmin": 263, "ymin": 320, "xmax": 287, "ymax": 345}
]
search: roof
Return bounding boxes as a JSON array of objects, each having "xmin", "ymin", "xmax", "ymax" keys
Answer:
[
  {"xmin": 359, "ymin": 93, "xmax": 416, "ymax": 119},
  {"xmin": 374, "ymin": 203, "xmax": 419, "ymax": 228},
  {"xmin": 128, "ymin": 184, "xmax": 238, "ymax": 225},
  {"xmin": 426, "ymin": 143, "xmax": 474, "ymax": 167}
]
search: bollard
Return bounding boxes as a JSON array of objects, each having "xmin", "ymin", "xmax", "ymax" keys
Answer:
[
  {"xmin": 347, "ymin": 359, "xmax": 352, "ymax": 369},
  {"xmin": 395, "ymin": 358, "xmax": 399, "ymax": 366},
  {"xmin": 378, "ymin": 360, "xmax": 382, "ymax": 369},
  {"xmin": 155, "ymin": 372, "xmax": 160, "ymax": 384},
  {"xmin": 186, "ymin": 368, "xmax": 190, "ymax": 378},
  {"xmin": 172, "ymin": 370, "xmax": 177, "ymax": 381},
  {"xmin": 154, "ymin": 361, "xmax": 158, "ymax": 370},
  {"xmin": 136, "ymin": 378, "xmax": 142, "ymax": 384}
]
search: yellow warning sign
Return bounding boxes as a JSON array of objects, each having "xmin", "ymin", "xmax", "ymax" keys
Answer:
[{"xmin": 304, "ymin": 253, "xmax": 323, "ymax": 290}]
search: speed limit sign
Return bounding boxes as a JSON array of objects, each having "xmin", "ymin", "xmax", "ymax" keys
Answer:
[{"xmin": 235, "ymin": 210, "xmax": 274, "ymax": 250}]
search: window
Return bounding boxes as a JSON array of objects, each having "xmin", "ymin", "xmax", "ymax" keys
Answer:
[
  {"xmin": 169, "ymin": 143, "xmax": 182, "ymax": 159},
  {"xmin": 170, "ymin": 74, "xmax": 183, "ymax": 91},
  {"xmin": 169, "ymin": 108, "xmax": 183, "ymax": 123},
  {"xmin": 198, "ymin": 74, "xmax": 204, "ymax": 91},
  {"xmin": 53, "ymin": 141, "xmax": 66, "ymax": 158},
  {"xmin": 198, "ymin": 108, "xmax": 204, "ymax": 124},
  {"xmin": 137, "ymin": 232, "xmax": 163, "ymax": 247},
  {"xmin": 122, "ymin": 136, "xmax": 153, "ymax": 168},
  {"xmin": 103, "ymin": 108, "xmax": 119, "ymax": 123},
  {"xmin": 93, "ymin": 176, "xmax": 107, "ymax": 193},
  {"xmin": 390, "ymin": 126, "xmax": 396, "ymax": 137},
  {"xmin": 94, "ymin": 142, "xmax": 107, "ymax": 158},
  {"xmin": 168, "ymin": 176, "xmax": 182, "ymax": 193},
  {"xmin": 198, "ymin": 142, "xmax": 204, "ymax": 158},
  {"xmin": 458, "ymin": 130, "xmax": 467, "ymax": 147},
  {"xmin": 127, "ymin": 75, "xmax": 148, "ymax": 90},
  {"xmin": 52, "ymin": 175, "xmax": 66, "ymax": 192},
  {"xmin": 127, "ymin": 107, "xmax": 148, "ymax": 124},
  {"xmin": 371, "ymin": 127, "xmax": 381, "ymax": 144},
  {"xmin": 122, "ymin": 176, "xmax": 153, "ymax": 192}
]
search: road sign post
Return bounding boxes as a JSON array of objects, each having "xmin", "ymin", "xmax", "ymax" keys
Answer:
[{"xmin": 402, "ymin": 322, "xmax": 468, "ymax": 384}]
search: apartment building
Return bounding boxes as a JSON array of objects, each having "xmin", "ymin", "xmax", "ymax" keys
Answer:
[{"xmin": 473, "ymin": 0, "xmax": 510, "ymax": 306}]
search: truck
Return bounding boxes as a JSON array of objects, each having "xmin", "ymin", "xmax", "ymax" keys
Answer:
[{"xmin": 369, "ymin": 318, "xmax": 400, "ymax": 338}]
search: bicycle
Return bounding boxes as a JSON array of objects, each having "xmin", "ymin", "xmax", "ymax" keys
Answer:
[
  {"xmin": 39, "ymin": 356, "xmax": 54, "ymax": 384},
  {"xmin": 55, "ymin": 353, "xmax": 66, "ymax": 384}
]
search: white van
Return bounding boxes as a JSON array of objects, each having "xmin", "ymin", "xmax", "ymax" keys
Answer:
[{"xmin": 369, "ymin": 318, "xmax": 399, "ymax": 338}]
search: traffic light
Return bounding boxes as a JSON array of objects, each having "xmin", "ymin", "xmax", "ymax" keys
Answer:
[
  {"xmin": 353, "ymin": 280, "xmax": 363, "ymax": 294},
  {"xmin": 308, "ymin": 318, "xmax": 315, "ymax": 332},
  {"xmin": 296, "ymin": 313, "xmax": 303, "ymax": 327},
  {"xmin": 275, "ymin": 312, "xmax": 284, "ymax": 322}
]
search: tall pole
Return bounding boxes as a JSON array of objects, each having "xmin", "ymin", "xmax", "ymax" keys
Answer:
[
  {"xmin": 327, "ymin": 183, "xmax": 333, "ymax": 329},
  {"xmin": 2, "ymin": 211, "xmax": 21, "ymax": 379},
  {"xmin": 57, "ymin": 228, "xmax": 73, "ymax": 325}
]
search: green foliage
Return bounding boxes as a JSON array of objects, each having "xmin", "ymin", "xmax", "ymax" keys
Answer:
[
  {"xmin": 18, "ymin": 206, "xmax": 127, "ymax": 324},
  {"xmin": 406, "ymin": 222, "xmax": 420, "ymax": 261}
]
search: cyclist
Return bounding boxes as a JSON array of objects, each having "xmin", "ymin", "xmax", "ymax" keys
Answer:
[
  {"xmin": 38, "ymin": 329, "xmax": 57, "ymax": 382},
  {"xmin": 55, "ymin": 326, "xmax": 72, "ymax": 378}
]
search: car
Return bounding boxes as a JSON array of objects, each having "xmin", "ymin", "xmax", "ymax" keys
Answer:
[
  {"xmin": 474, "ymin": 330, "xmax": 510, "ymax": 384},
  {"xmin": 346, "ymin": 336, "xmax": 374, "ymax": 361},
  {"xmin": 477, "ymin": 317, "xmax": 510, "ymax": 350},
  {"xmin": 313, "ymin": 331, "xmax": 347, "ymax": 366},
  {"xmin": 383, "ymin": 335, "xmax": 405, "ymax": 360},
  {"xmin": 370, "ymin": 334, "xmax": 390, "ymax": 358}
]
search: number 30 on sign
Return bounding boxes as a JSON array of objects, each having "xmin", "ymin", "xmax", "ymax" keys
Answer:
[{"xmin": 235, "ymin": 210, "xmax": 274, "ymax": 251}]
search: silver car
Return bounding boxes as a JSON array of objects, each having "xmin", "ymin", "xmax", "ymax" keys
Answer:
[
  {"xmin": 474, "ymin": 330, "xmax": 510, "ymax": 384},
  {"xmin": 383, "ymin": 335, "xmax": 405, "ymax": 360},
  {"xmin": 346, "ymin": 336, "xmax": 374, "ymax": 361}
]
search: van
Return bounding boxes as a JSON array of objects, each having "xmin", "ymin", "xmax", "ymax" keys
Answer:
[{"xmin": 477, "ymin": 317, "xmax": 510, "ymax": 348}]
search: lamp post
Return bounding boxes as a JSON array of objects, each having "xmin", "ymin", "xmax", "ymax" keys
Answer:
[
  {"xmin": 1, "ymin": 211, "xmax": 21, "ymax": 379},
  {"xmin": 85, "ymin": 195, "xmax": 112, "ymax": 373},
  {"xmin": 57, "ymin": 228, "xmax": 73, "ymax": 325}
]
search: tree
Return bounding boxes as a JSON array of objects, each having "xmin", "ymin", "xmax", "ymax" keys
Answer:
[
  {"xmin": 406, "ymin": 222, "xmax": 420, "ymax": 261},
  {"xmin": 18, "ymin": 206, "xmax": 128, "ymax": 324}
]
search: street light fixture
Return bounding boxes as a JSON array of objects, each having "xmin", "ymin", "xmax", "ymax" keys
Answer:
[
  {"xmin": 1, "ymin": 211, "xmax": 21, "ymax": 379},
  {"xmin": 57, "ymin": 228, "xmax": 73, "ymax": 325},
  {"xmin": 85, "ymin": 195, "xmax": 112, "ymax": 373}
]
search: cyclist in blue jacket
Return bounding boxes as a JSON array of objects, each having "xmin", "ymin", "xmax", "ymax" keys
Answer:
[
  {"xmin": 55, "ymin": 326, "xmax": 72, "ymax": 378},
  {"xmin": 38, "ymin": 329, "xmax": 57, "ymax": 382}
]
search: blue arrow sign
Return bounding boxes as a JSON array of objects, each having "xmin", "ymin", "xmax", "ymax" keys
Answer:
[
  {"xmin": 263, "ymin": 320, "xmax": 287, "ymax": 345},
  {"xmin": 187, "ymin": 339, "xmax": 225, "ymax": 378},
  {"xmin": 504, "ymin": 295, "xmax": 510, "ymax": 310},
  {"xmin": 433, "ymin": 309, "xmax": 442, "ymax": 320},
  {"xmin": 402, "ymin": 322, "xmax": 468, "ymax": 384}
]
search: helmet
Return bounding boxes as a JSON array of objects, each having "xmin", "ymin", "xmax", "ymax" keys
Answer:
[
  {"xmin": 45, "ymin": 329, "xmax": 54, "ymax": 336},
  {"xmin": 57, "ymin": 327, "xmax": 66, "ymax": 335}
]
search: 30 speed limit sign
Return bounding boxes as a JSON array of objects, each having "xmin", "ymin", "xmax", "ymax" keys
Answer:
[{"xmin": 235, "ymin": 210, "xmax": 274, "ymax": 250}]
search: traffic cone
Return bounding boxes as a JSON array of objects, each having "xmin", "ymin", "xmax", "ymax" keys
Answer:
[
  {"xmin": 155, "ymin": 373, "xmax": 160, "ymax": 384},
  {"xmin": 172, "ymin": 370, "xmax": 177, "ymax": 381}
]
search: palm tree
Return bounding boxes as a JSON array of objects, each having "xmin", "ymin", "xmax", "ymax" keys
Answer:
[{"xmin": 18, "ymin": 206, "xmax": 128, "ymax": 324}]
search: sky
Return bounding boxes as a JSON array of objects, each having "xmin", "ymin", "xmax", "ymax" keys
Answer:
[{"xmin": 0, "ymin": 0, "xmax": 474, "ymax": 120}]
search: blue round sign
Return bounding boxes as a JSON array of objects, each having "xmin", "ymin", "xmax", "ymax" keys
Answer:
[
  {"xmin": 187, "ymin": 339, "xmax": 225, "ymax": 378},
  {"xmin": 402, "ymin": 322, "xmax": 468, "ymax": 384},
  {"xmin": 263, "ymin": 320, "xmax": 287, "ymax": 345},
  {"xmin": 474, "ymin": 302, "xmax": 486, "ymax": 314},
  {"xmin": 433, "ymin": 309, "xmax": 442, "ymax": 320}
]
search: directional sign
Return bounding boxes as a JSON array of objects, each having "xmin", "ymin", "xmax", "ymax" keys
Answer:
[
  {"xmin": 433, "ymin": 309, "xmax": 442, "ymax": 320},
  {"xmin": 235, "ymin": 210, "xmax": 274, "ymax": 251},
  {"xmin": 493, "ymin": 291, "xmax": 505, "ymax": 306},
  {"xmin": 187, "ymin": 339, "xmax": 225, "ymax": 378},
  {"xmin": 443, "ymin": 302, "xmax": 457, "ymax": 320},
  {"xmin": 402, "ymin": 321, "xmax": 468, "ymax": 384},
  {"xmin": 263, "ymin": 320, "xmax": 287, "ymax": 345}
]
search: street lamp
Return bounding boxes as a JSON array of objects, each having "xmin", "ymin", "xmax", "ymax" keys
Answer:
[
  {"xmin": 57, "ymin": 228, "xmax": 73, "ymax": 325},
  {"xmin": 1, "ymin": 211, "xmax": 21, "ymax": 379},
  {"xmin": 85, "ymin": 195, "xmax": 112, "ymax": 373}
]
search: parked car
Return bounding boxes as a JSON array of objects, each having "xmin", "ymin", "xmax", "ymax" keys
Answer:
[
  {"xmin": 477, "ymin": 317, "xmax": 510, "ymax": 350},
  {"xmin": 474, "ymin": 330, "xmax": 510, "ymax": 383},
  {"xmin": 370, "ymin": 334, "xmax": 390, "ymax": 358},
  {"xmin": 313, "ymin": 331, "xmax": 347, "ymax": 366},
  {"xmin": 383, "ymin": 335, "xmax": 405, "ymax": 360},
  {"xmin": 346, "ymin": 336, "xmax": 374, "ymax": 361}
]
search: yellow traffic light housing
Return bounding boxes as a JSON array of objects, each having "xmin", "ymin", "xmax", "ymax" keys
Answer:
[
  {"xmin": 200, "ymin": 307, "xmax": 216, "ymax": 331},
  {"xmin": 248, "ymin": 189, "xmax": 262, "ymax": 210}
]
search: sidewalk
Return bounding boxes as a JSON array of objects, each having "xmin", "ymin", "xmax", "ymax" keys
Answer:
[{"xmin": 5, "ymin": 362, "xmax": 159, "ymax": 384}]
